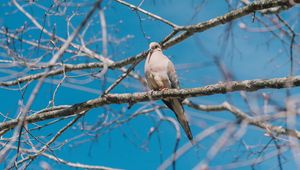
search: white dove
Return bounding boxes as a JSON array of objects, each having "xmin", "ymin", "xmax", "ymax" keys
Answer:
[{"xmin": 144, "ymin": 42, "xmax": 193, "ymax": 142}]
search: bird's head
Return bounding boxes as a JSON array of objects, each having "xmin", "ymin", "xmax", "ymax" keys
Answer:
[{"xmin": 149, "ymin": 42, "xmax": 161, "ymax": 51}]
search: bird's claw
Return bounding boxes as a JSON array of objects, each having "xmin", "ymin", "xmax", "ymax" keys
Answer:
[
  {"xmin": 147, "ymin": 89, "xmax": 156, "ymax": 96},
  {"xmin": 159, "ymin": 88, "xmax": 168, "ymax": 91}
]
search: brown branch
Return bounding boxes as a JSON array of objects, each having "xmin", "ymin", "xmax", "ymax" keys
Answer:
[
  {"xmin": 108, "ymin": 0, "xmax": 294, "ymax": 68},
  {"xmin": 1, "ymin": 76, "xmax": 300, "ymax": 135},
  {"xmin": 0, "ymin": 62, "xmax": 104, "ymax": 87},
  {"xmin": 163, "ymin": 0, "xmax": 293, "ymax": 48}
]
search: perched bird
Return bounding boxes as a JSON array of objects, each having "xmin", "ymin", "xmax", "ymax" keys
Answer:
[{"xmin": 144, "ymin": 42, "xmax": 193, "ymax": 142}]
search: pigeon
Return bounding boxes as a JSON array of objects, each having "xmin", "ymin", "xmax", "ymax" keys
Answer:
[{"xmin": 144, "ymin": 42, "xmax": 193, "ymax": 142}]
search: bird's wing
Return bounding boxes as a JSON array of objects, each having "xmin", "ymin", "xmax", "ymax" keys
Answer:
[
  {"xmin": 167, "ymin": 60, "xmax": 186, "ymax": 102},
  {"xmin": 167, "ymin": 60, "xmax": 179, "ymax": 89},
  {"xmin": 164, "ymin": 59, "xmax": 193, "ymax": 142},
  {"xmin": 144, "ymin": 69, "xmax": 154, "ymax": 90}
]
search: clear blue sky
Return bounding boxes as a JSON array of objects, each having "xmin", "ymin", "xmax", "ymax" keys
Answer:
[{"xmin": 0, "ymin": 0, "xmax": 299, "ymax": 169}]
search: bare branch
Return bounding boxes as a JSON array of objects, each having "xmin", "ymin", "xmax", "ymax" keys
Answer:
[
  {"xmin": 2, "ymin": 76, "xmax": 300, "ymax": 138},
  {"xmin": 113, "ymin": 0, "xmax": 178, "ymax": 28}
]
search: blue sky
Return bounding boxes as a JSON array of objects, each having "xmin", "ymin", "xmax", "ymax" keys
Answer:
[{"xmin": 1, "ymin": 0, "xmax": 300, "ymax": 169}]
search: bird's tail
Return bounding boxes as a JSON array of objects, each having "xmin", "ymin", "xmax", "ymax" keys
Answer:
[{"xmin": 162, "ymin": 99, "xmax": 193, "ymax": 143}]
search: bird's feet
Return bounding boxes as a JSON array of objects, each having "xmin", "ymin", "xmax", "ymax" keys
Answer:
[
  {"xmin": 147, "ymin": 88, "xmax": 168, "ymax": 96},
  {"xmin": 149, "ymin": 89, "xmax": 155, "ymax": 95},
  {"xmin": 159, "ymin": 87, "xmax": 168, "ymax": 91}
]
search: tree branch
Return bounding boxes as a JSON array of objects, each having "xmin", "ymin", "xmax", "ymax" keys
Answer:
[
  {"xmin": 113, "ymin": 0, "xmax": 178, "ymax": 28},
  {"xmin": 1, "ymin": 75, "xmax": 300, "ymax": 133},
  {"xmin": 163, "ymin": 0, "xmax": 292, "ymax": 48}
]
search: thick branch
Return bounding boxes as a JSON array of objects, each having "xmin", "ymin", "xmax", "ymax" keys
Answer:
[
  {"xmin": 1, "ymin": 76, "xmax": 300, "ymax": 131},
  {"xmin": 0, "ymin": 62, "xmax": 104, "ymax": 87},
  {"xmin": 163, "ymin": 0, "xmax": 292, "ymax": 48}
]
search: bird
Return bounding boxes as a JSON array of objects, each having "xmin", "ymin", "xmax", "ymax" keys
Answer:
[{"xmin": 144, "ymin": 42, "xmax": 193, "ymax": 142}]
